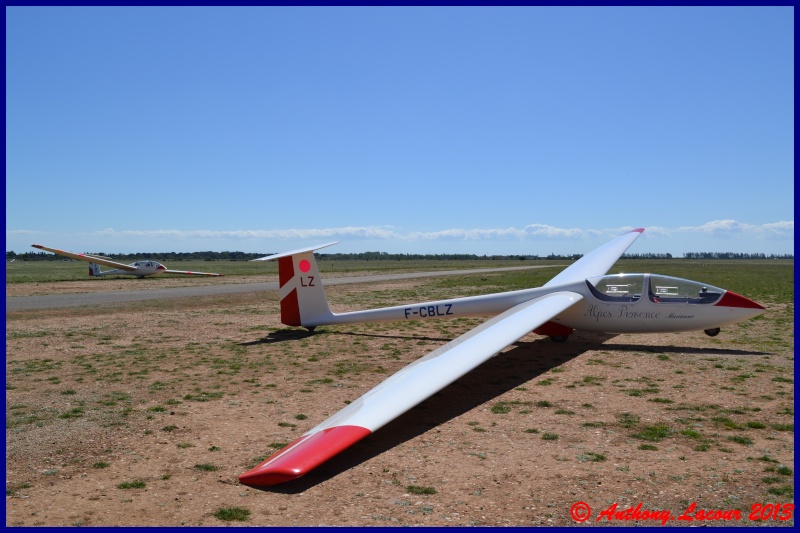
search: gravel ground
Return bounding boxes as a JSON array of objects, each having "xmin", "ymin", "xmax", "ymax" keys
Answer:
[{"xmin": 5, "ymin": 277, "xmax": 794, "ymax": 526}]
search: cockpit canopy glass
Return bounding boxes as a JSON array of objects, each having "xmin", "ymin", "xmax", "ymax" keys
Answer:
[
  {"xmin": 586, "ymin": 274, "xmax": 725, "ymax": 304},
  {"xmin": 586, "ymin": 273, "xmax": 645, "ymax": 302},
  {"xmin": 648, "ymin": 274, "xmax": 724, "ymax": 304}
]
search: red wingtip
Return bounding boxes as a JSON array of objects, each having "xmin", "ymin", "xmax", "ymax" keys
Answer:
[
  {"xmin": 715, "ymin": 291, "xmax": 765, "ymax": 310},
  {"xmin": 238, "ymin": 425, "xmax": 371, "ymax": 487},
  {"xmin": 629, "ymin": 228, "xmax": 645, "ymax": 234}
]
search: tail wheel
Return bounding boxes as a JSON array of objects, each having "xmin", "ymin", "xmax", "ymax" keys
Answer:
[{"xmin": 704, "ymin": 328, "xmax": 720, "ymax": 337}]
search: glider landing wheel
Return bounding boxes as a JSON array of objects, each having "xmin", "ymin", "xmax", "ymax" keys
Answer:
[
  {"xmin": 549, "ymin": 335, "xmax": 569, "ymax": 343},
  {"xmin": 704, "ymin": 328, "xmax": 720, "ymax": 337},
  {"xmin": 305, "ymin": 326, "xmax": 316, "ymax": 333}
]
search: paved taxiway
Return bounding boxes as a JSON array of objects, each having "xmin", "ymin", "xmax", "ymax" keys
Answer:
[{"xmin": 6, "ymin": 265, "xmax": 561, "ymax": 312}]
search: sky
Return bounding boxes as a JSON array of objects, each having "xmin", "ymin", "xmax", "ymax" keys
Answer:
[{"xmin": 5, "ymin": 6, "xmax": 795, "ymax": 257}]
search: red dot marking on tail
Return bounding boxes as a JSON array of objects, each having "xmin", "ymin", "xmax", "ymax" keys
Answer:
[{"xmin": 299, "ymin": 259, "xmax": 311, "ymax": 273}]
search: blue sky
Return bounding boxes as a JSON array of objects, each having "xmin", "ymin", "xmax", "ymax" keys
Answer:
[{"xmin": 5, "ymin": 6, "xmax": 794, "ymax": 257}]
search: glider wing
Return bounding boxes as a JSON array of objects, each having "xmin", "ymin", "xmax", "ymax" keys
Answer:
[
  {"xmin": 162, "ymin": 269, "xmax": 223, "ymax": 276},
  {"xmin": 31, "ymin": 244, "xmax": 138, "ymax": 271},
  {"xmin": 543, "ymin": 228, "xmax": 644, "ymax": 287},
  {"xmin": 238, "ymin": 290, "xmax": 583, "ymax": 487}
]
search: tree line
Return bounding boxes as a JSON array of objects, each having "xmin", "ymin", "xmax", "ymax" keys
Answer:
[
  {"xmin": 8, "ymin": 250, "xmax": 792, "ymax": 262},
  {"xmin": 682, "ymin": 252, "xmax": 794, "ymax": 260}
]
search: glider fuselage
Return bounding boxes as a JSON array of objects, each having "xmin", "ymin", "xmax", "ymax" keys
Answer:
[
  {"xmin": 301, "ymin": 273, "xmax": 763, "ymax": 335},
  {"xmin": 90, "ymin": 261, "xmax": 168, "ymax": 277},
  {"xmin": 553, "ymin": 274, "xmax": 762, "ymax": 334}
]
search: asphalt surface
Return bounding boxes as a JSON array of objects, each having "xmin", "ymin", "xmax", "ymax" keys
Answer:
[{"xmin": 6, "ymin": 265, "xmax": 561, "ymax": 312}]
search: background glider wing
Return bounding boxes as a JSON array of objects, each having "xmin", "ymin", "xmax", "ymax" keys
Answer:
[
  {"xmin": 239, "ymin": 290, "xmax": 584, "ymax": 487},
  {"xmin": 543, "ymin": 228, "xmax": 644, "ymax": 287},
  {"xmin": 31, "ymin": 244, "xmax": 138, "ymax": 271},
  {"xmin": 162, "ymin": 269, "xmax": 223, "ymax": 276}
]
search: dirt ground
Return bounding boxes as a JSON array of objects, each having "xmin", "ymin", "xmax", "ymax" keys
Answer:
[{"xmin": 5, "ymin": 275, "xmax": 795, "ymax": 526}]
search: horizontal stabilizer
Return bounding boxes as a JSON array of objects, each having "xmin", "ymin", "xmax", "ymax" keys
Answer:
[{"xmin": 251, "ymin": 242, "xmax": 339, "ymax": 262}]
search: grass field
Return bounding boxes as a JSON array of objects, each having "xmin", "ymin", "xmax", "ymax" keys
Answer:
[
  {"xmin": 5, "ymin": 259, "xmax": 794, "ymax": 526},
  {"xmin": 6, "ymin": 257, "xmax": 792, "ymax": 301},
  {"xmin": 5, "ymin": 258, "xmax": 547, "ymax": 283}
]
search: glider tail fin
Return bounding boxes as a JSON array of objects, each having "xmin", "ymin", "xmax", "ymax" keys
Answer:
[
  {"xmin": 88, "ymin": 263, "xmax": 102, "ymax": 277},
  {"xmin": 277, "ymin": 251, "xmax": 333, "ymax": 328},
  {"xmin": 253, "ymin": 242, "xmax": 339, "ymax": 329}
]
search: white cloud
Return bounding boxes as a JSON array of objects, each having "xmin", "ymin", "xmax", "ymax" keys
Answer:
[
  {"xmin": 677, "ymin": 220, "xmax": 794, "ymax": 240},
  {"xmin": 87, "ymin": 225, "xmax": 616, "ymax": 242},
  {"xmin": 17, "ymin": 220, "xmax": 795, "ymax": 243},
  {"xmin": 92, "ymin": 226, "xmax": 403, "ymax": 240},
  {"xmin": 761, "ymin": 221, "xmax": 795, "ymax": 238},
  {"xmin": 9, "ymin": 220, "xmax": 793, "ymax": 255},
  {"xmin": 6, "ymin": 229, "xmax": 47, "ymax": 236}
]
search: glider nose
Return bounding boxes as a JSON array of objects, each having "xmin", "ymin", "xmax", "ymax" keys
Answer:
[
  {"xmin": 715, "ymin": 291, "xmax": 765, "ymax": 310},
  {"xmin": 715, "ymin": 291, "xmax": 766, "ymax": 321},
  {"xmin": 715, "ymin": 291, "xmax": 765, "ymax": 322}
]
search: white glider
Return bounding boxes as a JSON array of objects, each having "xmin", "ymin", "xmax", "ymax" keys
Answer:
[
  {"xmin": 238, "ymin": 228, "xmax": 764, "ymax": 487},
  {"xmin": 31, "ymin": 244, "xmax": 223, "ymax": 278}
]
